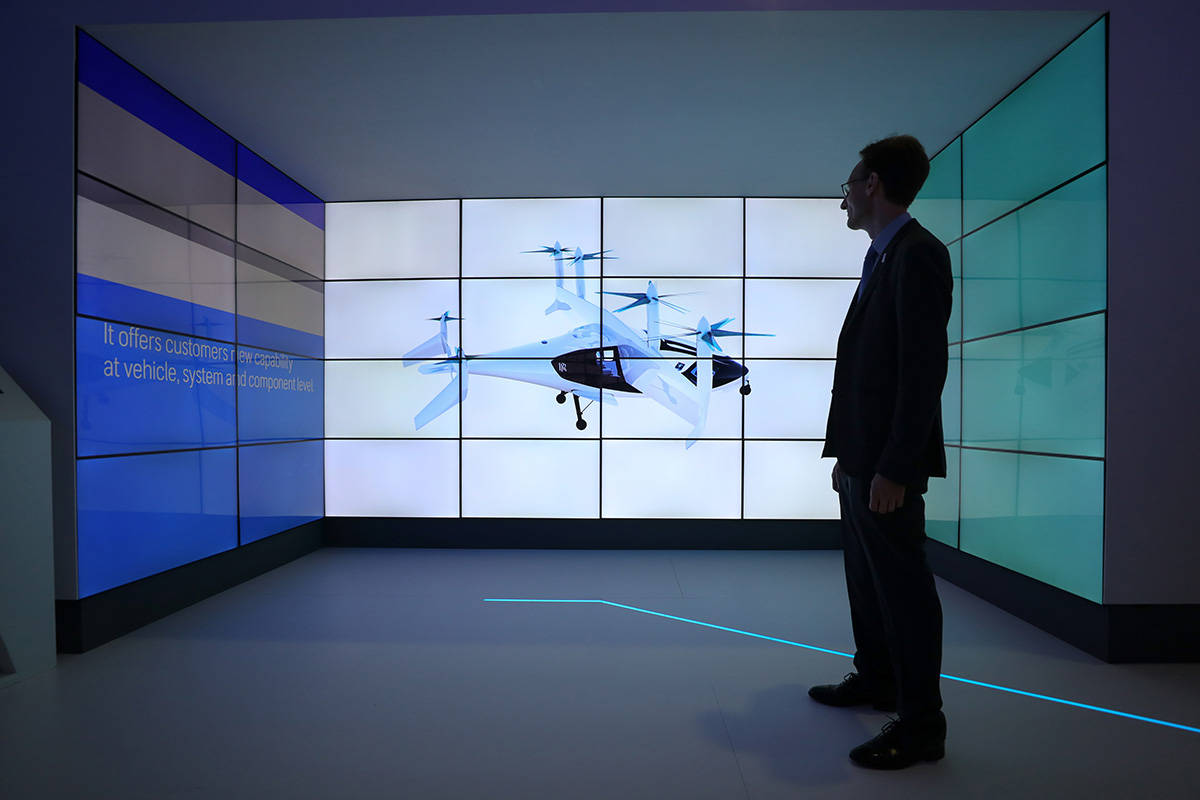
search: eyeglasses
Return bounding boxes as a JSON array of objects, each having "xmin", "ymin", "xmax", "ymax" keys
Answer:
[{"xmin": 841, "ymin": 177, "xmax": 867, "ymax": 197}]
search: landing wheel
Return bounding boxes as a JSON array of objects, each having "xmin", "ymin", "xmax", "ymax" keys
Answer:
[
  {"xmin": 556, "ymin": 391, "xmax": 567, "ymax": 404},
  {"xmin": 576, "ymin": 419, "xmax": 588, "ymax": 430},
  {"xmin": 740, "ymin": 383, "xmax": 752, "ymax": 396}
]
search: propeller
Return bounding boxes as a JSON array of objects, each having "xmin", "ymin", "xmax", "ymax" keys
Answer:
[
  {"xmin": 599, "ymin": 286, "xmax": 695, "ymax": 314},
  {"xmin": 664, "ymin": 317, "xmax": 773, "ymax": 353},
  {"xmin": 521, "ymin": 240, "xmax": 572, "ymax": 258},
  {"xmin": 414, "ymin": 347, "xmax": 469, "ymax": 429},
  {"xmin": 563, "ymin": 247, "xmax": 617, "ymax": 267}
]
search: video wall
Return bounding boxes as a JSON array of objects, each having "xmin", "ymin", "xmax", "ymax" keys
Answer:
[
  {"xmin": 74, "ymin": 31, "xmax": 324, "ymax": 598},
  {"xmin": 911, "ymin": 17, "xmax": 1107, "ymax": 602},
  {"xmin": 324, "ymin": 197, "xmax": 871, "ymax": 519}
]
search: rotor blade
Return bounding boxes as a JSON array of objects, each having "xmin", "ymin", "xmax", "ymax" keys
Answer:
[
  {"xmin": 402, "ymin": 332, "xmax": 445, "ymax": 365},
  {"xmin": 686, "ymin": 338, "xmax": 713, "ymax": 449},
  {"xmin": 414, "ymin": 360, "xmax": 469, "ymax": 430}
]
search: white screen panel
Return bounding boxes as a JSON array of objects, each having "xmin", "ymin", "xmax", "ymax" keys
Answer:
[
  {"xmin": 325, "ymin": 279, "xmax": 459, "ymax": 359},
  {"xmin": 600, "ymin": 360, "xmax": 742, "ymax": 439},
  {"xmin": 601, "ymin": 440, "xmax": 740, "ymax": 518},
  {"xmin": 462, "ymin": 373, "xmax": 598, "ymax": 438},
  {"xmin": 462, "ymin": 198, "xmax": 601, "ymax": 278},
  {"xmin": 325, "ymin": 201, "xmax": 459, "ymax": 279},
  {"xmin": 746, "ymin": 198, "xmax": 866, "ymax": 278},
  {"xmin": 603, "ymin": 198, "xmax": 742, "ymax": 277},
  {"xmin": 743, "ymin": 279, "xmax": 856, "ymax": 358},
  {"xmin": 462, "ymin": 440, "xmax": 598, "ymax": 517},
  {"xmin": 600, "ymin": 277, "xmax": 745, "ymax": 358},
  {"xmin": 326, "ymin": 360, "xmax": 459, "ymax": 438},
  {"xmin": 743, "ymin": 360, "xmax": 835, "ymax": 439},
  {"xmin": 325, "ymin": 439, "xmax": 459, "ymax": 517},
  {"xmin": 743, "ymin": 441, "xmax": 839, "ymax": 519},
  {"xmin": 461, "ymin": 278, "xmax": 601, "ymax": 354}
]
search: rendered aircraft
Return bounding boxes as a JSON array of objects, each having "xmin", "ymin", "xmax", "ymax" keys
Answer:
[{"xmin": 402, "ymin": 246, "xmax": 772, "ymax": 447}]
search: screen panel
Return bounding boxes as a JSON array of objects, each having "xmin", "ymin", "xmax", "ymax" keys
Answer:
[
  {"xmin": 742, "ymin": 360, "xmax": 834, "ymax": 439},
  {"xmin": 601, "ymin": 440, "xmax": 741, "ymax": 518},
  {"xmin": 463, "ymin": 198, "xmax": 601, "ymax": 278},
  {"xmin": 326, "ymin": 200, "xmax": 459, "ymax": 279},
  {"xmin": 743, "ymin": 279, "xmax": 856, "ymax": 358},
  {"xmin": 76, "ymin": 176, "xmax": 236, "ymax": 343},
  {"xmin": 462, "ymin": 440, "xmax": 599, "ymax": 517},
  {"xmin": 325, "ymin": 279, "xmax": 459, "ymax": 360},
  {"xmin": 326, "ymin": 360, "xmax": 459, "ymax": 439},
  {"xmin": 743, "ymin": 441, "xmax": 838, "ymax": 519},
  {"xmin": 962, "ymin": 167, "xmax": 1106, "ymax": 341},
  {"xmin": 325, "ymin": 439, "xmax": 458, "ymax": 517},
  {"xmin": 962, "ymin": 314, "xmax": 1104, "ymax": 458},
  {"xmin": 926, "ymin": 446, "xmax": 960, "ymax": 547},
  {"xmin": 959, "ymin": 448, "xmax": 1102, "ymax": 601},
  {"xmin": 236, "ymin": 248, "xmax": 324, "ymax": 359},
  {"xmin": 598, "ymin": 359, "xmax": 743, "ymax": 439},
  {"xmin": 746, "ymin": 198, "xmax": 864, "ymax": 278},
  {"xmin": 77, "ymin": 448, "xmax": 237, "ymax": 597},
  {"xmin": 238, "ymin": 441, "xmax": 323, "ymax": 544},
  {"xmin": 76, "ymin": 317, "xmax": 236, "ymax": 457},
  {"xmin": 237, "ymin": 346, "xmax": 323, "ymax": 443},
  {"xmin": 76, "ymin": 33, "xmax": 235, "ymax": 237},
  {"xmin": 461, "ymin": 278, "xmax": 602, "ymax": 354},
  {"xmin": 602, "ymin": 198, "xmax": 742, "ymax": 277},
  {"xmin": 236, "ymin": 144, "xmax": 324, "ymax": 278},
  {"xmin": 909, "ymin": 137, "xmax": 962, "ymax": 246},
  {"xmin": 963, "ymin": 18, "xmax": 1106, "ymax": 232}
]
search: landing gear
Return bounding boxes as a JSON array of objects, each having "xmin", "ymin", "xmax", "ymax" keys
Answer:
[
  {"xmin": 556, "ymin": 391, "xmax": 567, "ymax": 404},
  {"xmin": 572, "ymin": 393, "xmax": 588, "ymax": 430},
  {"xmin": 740, "ymin": 383, "xmax": 752, "ymax": 396}
]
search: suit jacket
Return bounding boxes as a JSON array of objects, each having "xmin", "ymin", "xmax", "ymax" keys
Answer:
[{"xmin": 822, "ymin": 218, "xmax": 953, "ymax": 487}]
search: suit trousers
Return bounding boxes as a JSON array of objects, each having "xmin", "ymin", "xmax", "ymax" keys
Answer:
[{"xmin": 838, "ymin": 471, "xmax": 943, "ymax": 721}]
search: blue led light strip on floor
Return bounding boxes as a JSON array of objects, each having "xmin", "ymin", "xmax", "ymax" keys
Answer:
[{"xmin": 483, "ymin": 598, "xmax": 1200, "ymax": 735}]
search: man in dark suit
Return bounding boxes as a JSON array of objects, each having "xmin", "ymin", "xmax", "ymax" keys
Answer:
[{"xmin": 810, "ymin": 135, "xmax": 953, "ymax": 769}]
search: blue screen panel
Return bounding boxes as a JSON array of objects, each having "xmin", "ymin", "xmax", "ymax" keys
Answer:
[
  {"xmin": 238, "ymin": 441, "xmax": 323, "ymax": 544},
  {"xmin": 78, "ymin": 274, "xmax": 237, "ymax": 345},
  {"xmin": 237, "ymin": 345, "xmax": 324, "ymax": 443},
  {"xmin": 76, "ymin": 317, "xmax": 236, "ymax": 457},
  {"xmin": 77, "ymin": 31, "xmax": 235, "ymax": 176},
  {"xmin": 77, "ymin": 448, "xmax": 237, "ymax": 597}
]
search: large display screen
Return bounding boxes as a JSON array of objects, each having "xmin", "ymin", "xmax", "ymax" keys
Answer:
[
  {"xmin": 75, "ymin": 31, "xmax": 324, "ymax": 597},
  {"xmin": 325, "ymin": 197, "xmax": 866, "ymax": 519}
]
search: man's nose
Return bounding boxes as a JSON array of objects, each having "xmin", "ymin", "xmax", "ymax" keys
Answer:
[{"xmin": 840, "ymin": 197, "xmax": 848, "ymax": 210}]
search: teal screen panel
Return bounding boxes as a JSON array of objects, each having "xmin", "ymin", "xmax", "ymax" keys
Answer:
[
  {"xmin": 949, "ymin": 240, "xmax": 962, "ymax": 343},
  {"xmin": 944, "ymin": 344, "xmax": 961, "ymax": 444},
  {"xmin": 963, "ymin": 18, "xmax": 1105, "ymax": 232},
  {"xmin": 960, "ymin": 449, "xmax": 1102, "ymax": 601},
  {"xmin": 926, "ymin": 446, "xmax": 959, "ymax": 547},
  {"xmin": 962, "ymin": 314, "xmax": 1104, "ymax": 458},
  {"xmin": 963, "ymin": 167, "xmax": 1106, "ymax": 341},
  {"xmin": 911, "ymin": 137, "xmax": 961, "ymax": 245}
]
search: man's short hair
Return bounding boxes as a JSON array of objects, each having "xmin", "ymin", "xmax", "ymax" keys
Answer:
[{"xmin": 859, "ymin": 135, "xmax": 930, "ymax": 208}]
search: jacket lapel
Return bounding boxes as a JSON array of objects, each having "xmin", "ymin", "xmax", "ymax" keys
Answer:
[{"xmin": 844, "ymin": 219, "xmax": 919, "ymax": 327}]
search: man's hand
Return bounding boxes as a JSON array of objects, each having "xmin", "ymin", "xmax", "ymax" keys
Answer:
[
  {"xmin": 831, "ymin": 461, "xmax": 842, "ymax": 493},
  {"xmin": 869, "ymin": 473, "xmax": 905, "ymax": 513}
]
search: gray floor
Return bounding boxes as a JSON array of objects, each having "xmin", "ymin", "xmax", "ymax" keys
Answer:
[{"xmin": 3, "ymin": 549, "xmax": 1199, "ymax": 799}]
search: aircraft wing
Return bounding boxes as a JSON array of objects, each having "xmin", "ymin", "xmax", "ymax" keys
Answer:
[{"xmin": 625, "ymin": 361, "xmax": 702, "ymax": 427}]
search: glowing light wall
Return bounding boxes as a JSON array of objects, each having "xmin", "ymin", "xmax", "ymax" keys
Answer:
[
  {"xmin": 324, "ymin": 197, "xmax": 869, "ymax": 520},
  {"xmin": 74, "ymin": 32, "xmax": 323, "ymax": 597},
  {"xmin": 912, "ymin": 17, "xmax": 1107, "ymax": 601}
]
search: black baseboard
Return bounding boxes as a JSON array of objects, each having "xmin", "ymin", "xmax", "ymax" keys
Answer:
[
  {"xmin": 56, "ymin": 520, "xmax": 323, "ymax": 653},
  {"xmin": 322, "ymin": 517, "xmax": 842, "ymax": 549},
  {"xmin": 927, "ymin": 539, "xmax": 1200, "ymax": 663}
]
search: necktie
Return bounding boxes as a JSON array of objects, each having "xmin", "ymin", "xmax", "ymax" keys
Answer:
[{"xmin": 858, "ymin": 247, "xmax": 880, "ymax": 300}]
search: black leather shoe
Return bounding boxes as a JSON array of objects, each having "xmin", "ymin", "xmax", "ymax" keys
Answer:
[
  {"xmin": 849, "ymin": 713, "xmax": 946, "ymax": 770},
  {"xmin": 808, "ymin": 673, "xmax": 896, "ymax": 712}
]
